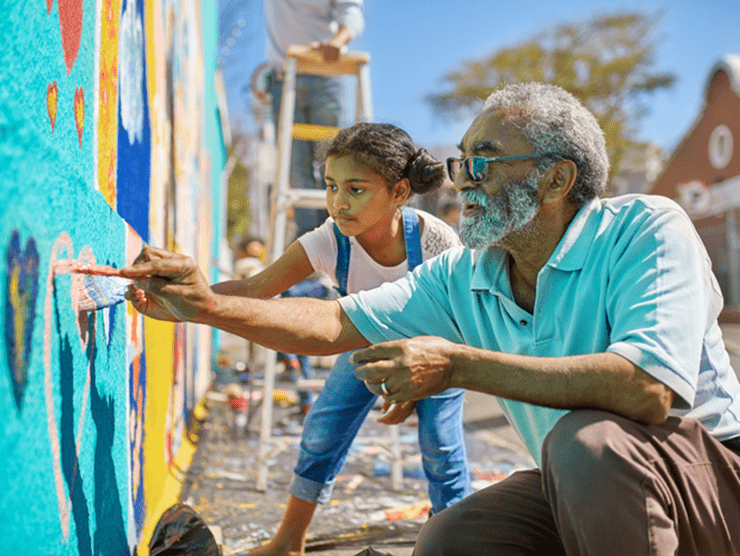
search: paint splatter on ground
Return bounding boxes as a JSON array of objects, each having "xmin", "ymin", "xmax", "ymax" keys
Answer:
[{"xmin": 181, "ymin": 366, "xmax": 534, "ymax": 555}]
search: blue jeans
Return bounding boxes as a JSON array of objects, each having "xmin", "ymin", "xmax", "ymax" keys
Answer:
[
  {"xmin": 271, "ymin": 73, "xmax": 342, "ymax": 237},
  {"xmin": 290, "ymin": 351, "xmax": 471, "ymax": 513}
]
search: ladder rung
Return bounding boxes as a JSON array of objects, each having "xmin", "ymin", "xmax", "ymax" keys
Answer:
[
  {"xmin": 287, "ymin": 45, "xmax": 370, "ymax": 77},
  {"xmin": 279, "ymin": 189, "xmax": 327, "ymax": 209},
  {"xmin": 250, "ymin": 378, "xmax": 326, "ymax": 392},
  {"xmin": 292, "ymin": 123, "xmax": 340, "ymax": 141}
]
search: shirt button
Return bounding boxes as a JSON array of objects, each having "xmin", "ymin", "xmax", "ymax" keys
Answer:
[{"xmin": 520, "ymin": 319, "xmax": 528, "ymax": 326}]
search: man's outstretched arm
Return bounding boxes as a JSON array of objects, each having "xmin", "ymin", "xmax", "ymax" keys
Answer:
[{"xmin": 121, "ymin": 246, "xmax": 369, "ymax": 355}]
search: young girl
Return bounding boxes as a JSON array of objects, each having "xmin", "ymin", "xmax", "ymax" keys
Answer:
[{"xmin": 213, "ymin": 123, "xmax": 470, "ymax": 556}]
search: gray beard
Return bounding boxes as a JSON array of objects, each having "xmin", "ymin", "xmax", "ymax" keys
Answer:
[{"xmin": 458, "ymin": 170, "xmax": 542, "ymax": 249}]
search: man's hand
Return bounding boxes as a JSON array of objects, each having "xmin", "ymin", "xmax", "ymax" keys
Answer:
[
  {"xmin": 310, "ymin": 25, "xmax": 351, "ymax": 63},
  {"xmin": 352, "ymin": 336, "xmax": 457, "ymax": 404},
  {"xmin": 121, "ymin": 246, "xmax": 217, "ymax": 323}
]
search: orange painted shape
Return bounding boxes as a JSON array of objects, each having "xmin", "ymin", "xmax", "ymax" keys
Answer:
[
  {"xmin": 47, "ymin": 82, "xmax": 58, "ymax": 132},
  {"xmin": 58, "ymin": 0, "xmax": 83, "ymax": 73},
  {"xmin": 74, "ymin": 87, "xmax": 84, "ymax": 146}
]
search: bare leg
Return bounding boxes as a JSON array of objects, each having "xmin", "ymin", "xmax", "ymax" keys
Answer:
[{"xmin": 248, "ymin": 495, "xmax": 317, "ymax": 556}]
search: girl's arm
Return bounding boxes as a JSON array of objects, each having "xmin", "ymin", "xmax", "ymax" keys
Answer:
[{"xmin": 212, "ymin": 241, "xmax": 315, "ymax": 299}]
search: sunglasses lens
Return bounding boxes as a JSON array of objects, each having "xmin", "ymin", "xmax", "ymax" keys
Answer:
[
  {"xmin": 464, "ymin": 157, "xmax": 487, "ymax": 183},
  {"xmin": 447, "ymin": 158, "xmax": 461, "ymax": 181}
]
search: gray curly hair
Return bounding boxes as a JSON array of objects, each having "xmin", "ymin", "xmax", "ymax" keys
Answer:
[{"xmin": 483, "ymin": 82, "xmax": 609, "ymax": 207}]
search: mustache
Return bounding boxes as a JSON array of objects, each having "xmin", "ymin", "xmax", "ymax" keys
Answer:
[{"xmin": 458, "ymin": 188, "xmax": 491, "ymax": 208}]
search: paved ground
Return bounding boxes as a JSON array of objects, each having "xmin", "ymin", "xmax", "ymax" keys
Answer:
[{"xmin": 180, "ymin": 359, "xmax": 533, "ymax": 556}]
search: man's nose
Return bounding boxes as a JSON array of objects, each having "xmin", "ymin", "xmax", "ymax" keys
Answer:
[{"xmin": 453, "ymin": 171, "xmax": 477, "ymax": 192}]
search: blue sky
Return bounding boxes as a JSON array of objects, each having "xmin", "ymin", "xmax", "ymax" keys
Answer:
[{"xmin": 220, "ymin": 0, "xmax": 740, "ymax": 153}]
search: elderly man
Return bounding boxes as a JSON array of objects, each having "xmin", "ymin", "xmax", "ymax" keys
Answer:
[{"xmin": 124, "ymin": 82, "xmax": 740, "ymax": 555}]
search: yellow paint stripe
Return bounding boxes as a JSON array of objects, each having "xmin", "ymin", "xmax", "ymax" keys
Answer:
[{"xmin": 137, "ymin": 397, "xmax": 207, "ymax": 555}]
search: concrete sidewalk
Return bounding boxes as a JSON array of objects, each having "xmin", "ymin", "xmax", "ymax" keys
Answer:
[{"xmin": 180, "ymin": 365, "xmax": 533, "ymax": 556}]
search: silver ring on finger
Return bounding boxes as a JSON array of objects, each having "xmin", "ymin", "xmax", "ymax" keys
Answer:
[{"xmin": 380, "ymin": 380, "xmax": 390, "ymax": 396}]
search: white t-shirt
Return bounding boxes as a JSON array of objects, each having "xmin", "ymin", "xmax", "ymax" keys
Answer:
[{"xmin": 298, "ymin": 209, "xmax": 461, "ymax": 294}]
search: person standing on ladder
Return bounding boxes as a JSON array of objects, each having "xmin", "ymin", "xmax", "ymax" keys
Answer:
[{"xmin": 255, "ymin": 0, "xmax": 365, "ymax": 239}]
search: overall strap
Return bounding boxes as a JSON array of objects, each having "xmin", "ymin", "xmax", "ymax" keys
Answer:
[
  {"xmin": 401, "ymin": 206, "xmax": 423, "ymax": 271},
  {"xmin": 332, "ymin": 207, "xmax": 422, "ymax": 296},
  {"xmin": 333, "ymin": 222, "xmax": 351, "ymax": 297}
]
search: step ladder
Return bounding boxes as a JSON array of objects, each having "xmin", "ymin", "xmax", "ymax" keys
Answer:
[{"xmin": 257, "ymin": 45, "xmax": 404, "ymax": 493}]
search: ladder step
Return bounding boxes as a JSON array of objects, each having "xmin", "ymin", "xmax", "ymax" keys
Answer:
[
  {"xmin": 287, "ymin": 45, "xmax": 370, "ymax": 77},
  {"xmin": 292, "ymin": 123, "xmax": 340, "ymax": 141}
]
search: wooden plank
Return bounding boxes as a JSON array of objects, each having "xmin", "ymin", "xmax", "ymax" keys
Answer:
[{"xmin": 287, "ymin": 45, "xmax": 370, "ymax": 77}]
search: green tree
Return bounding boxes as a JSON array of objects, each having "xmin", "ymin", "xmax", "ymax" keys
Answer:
[
  {"xmin": 427, "ymin": 11, "xmax": 675, "ymax": 178},
  {"xmin": 226, "ymin": 142, "xmax": 252, "ymax": 247}
]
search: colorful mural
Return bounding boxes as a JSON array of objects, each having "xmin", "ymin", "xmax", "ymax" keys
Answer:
[{"xmin": 0, "ymin": 0, "xmax": 224, "ymax": 554}]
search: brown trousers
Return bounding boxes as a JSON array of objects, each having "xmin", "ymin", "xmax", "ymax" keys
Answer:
[{"xmin": 414, "ymin": 410, "xmax": 740, "ymax": 555}]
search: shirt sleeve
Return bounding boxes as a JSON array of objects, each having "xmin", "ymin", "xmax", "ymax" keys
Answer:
[
  {"xmin": 331, "ymin": 1, "xmax": 365, "ymax": 40},
  {"xmin": 297, "ymin": 219, "xmax": 338, "ymax": 279},
  {"xmin": 419, "ymin": 211, "xmax": 462, "ymax": 260},
  {"xmin": 339, "ymin": 250, "xmax": 466, "ymax": 344},
  {"xmin": 605, "ymin": 202, "xmax": 724, "ymax": 408}
]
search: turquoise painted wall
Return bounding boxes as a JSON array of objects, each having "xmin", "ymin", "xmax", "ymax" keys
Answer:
[{"xmin": 0, "ymin": 0, "xmax": 224, "ymax": 553}]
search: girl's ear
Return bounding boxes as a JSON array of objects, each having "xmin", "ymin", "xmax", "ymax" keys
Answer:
[{"xmin": 392, "ymin": 177, "xmax": 411, "ymax": 205}]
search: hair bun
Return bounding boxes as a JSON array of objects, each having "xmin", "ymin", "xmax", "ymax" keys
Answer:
[{"xmin": 407, "ymin": 148, "xmax": 445, "ymax": 195}]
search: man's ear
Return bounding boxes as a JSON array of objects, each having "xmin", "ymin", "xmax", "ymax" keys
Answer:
[
  {"xmin": 541, "ymin": 159, "xmax": 577, "ymax": 204},
  {"xmin": 393, "ymin": 177, "xmax": 411, "ymax": 204}
]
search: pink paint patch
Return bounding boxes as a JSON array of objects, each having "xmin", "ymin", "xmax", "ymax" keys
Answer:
[{"xmin": 44, "ymin": 233, "xmax": 74, "ymax": 540}]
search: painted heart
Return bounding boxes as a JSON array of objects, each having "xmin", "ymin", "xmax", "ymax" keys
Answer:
[{"xmin": 5, "ymin": 230, "xmax": 40, "ymax": 410}]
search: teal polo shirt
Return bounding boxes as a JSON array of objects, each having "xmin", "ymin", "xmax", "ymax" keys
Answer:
[{"xmin": 339, "ymin": 195, "xmax": 740, "ymax": 464}]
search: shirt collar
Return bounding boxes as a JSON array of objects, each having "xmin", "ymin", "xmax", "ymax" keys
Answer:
[
  {"xmin": 468, "ymin": 197, "xmax": 602, "ymax": 292},
  {"xmin": 545, "ymin": 197, "xmax": 602, "ymax": 272}
]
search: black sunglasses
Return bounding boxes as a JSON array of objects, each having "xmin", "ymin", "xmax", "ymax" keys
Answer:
[{"xmin": 446, "ymin": 153, "xmax": 557, "ymax": 184}]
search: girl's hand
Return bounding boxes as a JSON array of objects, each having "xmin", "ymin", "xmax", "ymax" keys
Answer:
[{"xmin": 377, "ymin": 400, "xmax": 416, "ymax": 425}]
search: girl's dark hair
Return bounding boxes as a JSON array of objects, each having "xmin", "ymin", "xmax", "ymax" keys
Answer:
[{"xmin": 324, "ymin": 123, "xmax": 445, "ymax": 196}]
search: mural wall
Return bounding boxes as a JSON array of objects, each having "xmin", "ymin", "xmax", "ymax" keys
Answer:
[{"xmin": 0, "ymin": 0, "xmax": 225, "ymax": 554}]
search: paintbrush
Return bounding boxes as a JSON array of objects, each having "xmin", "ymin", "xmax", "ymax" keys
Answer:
[
  {"xmin": 53, "ymin": 259, "xmax": 126, "ymax": 277},
  {"xmin": 53, "ymin": 259, "xmax": 133, "ymax": 311}
]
